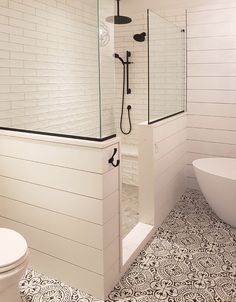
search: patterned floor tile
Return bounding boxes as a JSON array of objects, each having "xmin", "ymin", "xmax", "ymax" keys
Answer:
[
  {"xmin": 20, "ymin": 189, "xmax": 236, "ymax": 302},
  {"xmin": 20, "ymin": 269, "xmax": 103, "ymax": 302}
]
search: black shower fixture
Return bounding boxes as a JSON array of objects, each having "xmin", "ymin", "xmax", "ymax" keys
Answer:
[
  {"xmin": 133, "ymin": 32, "xmax": 146, "ymax": 42},
  {"xmin": 114, "ymin": 51, "xmax": 132, "ymax": 94},
  {"xmin": 114, "ymin": 51, "xmax": 133, "ymax": 135},
  {"xmin": 106, "ymin": 0, "xmax": 132, "ymax": 25}
]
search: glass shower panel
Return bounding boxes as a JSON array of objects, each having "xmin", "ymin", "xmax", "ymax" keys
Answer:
[
  {"xmin": 0, "ymin": 0, "xmax": 116, "ymax": 141},
  {"xmin": 148, "ymin": 10, "xmax": 186, "ymax": 123},
  {"xmin": 98, "ymin": 0, "xmax": 116, "ymax": 139}
]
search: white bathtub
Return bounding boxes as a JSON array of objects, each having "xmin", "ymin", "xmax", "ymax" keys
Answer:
[{"xmin": 193, "ymin": 158, "xmax": 236, "ymax": 228}]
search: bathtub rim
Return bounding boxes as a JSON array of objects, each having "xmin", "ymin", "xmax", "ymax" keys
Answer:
[{"xmin": 193, "ymin": 157, "xmax": 236, "ymax": 181}]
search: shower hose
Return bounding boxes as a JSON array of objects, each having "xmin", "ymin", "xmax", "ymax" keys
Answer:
[{"xmin": 120, "ymin": 64, "xmax": 132, "ymax": 135}]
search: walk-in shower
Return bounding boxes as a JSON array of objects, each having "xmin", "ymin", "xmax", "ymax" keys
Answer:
[{"xmin": 113, "ymin": 10, "xmax": 186, "ymax": 240}]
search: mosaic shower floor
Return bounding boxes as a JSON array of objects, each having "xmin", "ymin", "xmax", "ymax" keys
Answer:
[{"xmin": 20, "ymin": 190, "xmax": 236, "ymax": 302}]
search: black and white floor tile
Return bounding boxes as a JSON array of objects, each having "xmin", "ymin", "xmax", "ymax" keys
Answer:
[{"xmin": 20, "ymin": 189, "xmax": 236, "ymax": 302}]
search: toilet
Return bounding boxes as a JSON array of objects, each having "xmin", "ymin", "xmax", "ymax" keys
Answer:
[{"xmin": 0, "ymin": 228, "xmax": 29, "ymax": 302}]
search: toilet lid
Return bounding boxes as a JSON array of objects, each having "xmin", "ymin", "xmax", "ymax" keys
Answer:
[{"xmin": 0, "ymin": 228, "xmax": 28, "ymax": 268}]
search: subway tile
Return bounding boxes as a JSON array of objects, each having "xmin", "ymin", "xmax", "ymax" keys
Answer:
[
  {"xmin": 0, "ymin": 0, "xmax": 8, "ymax": 8},
  {"xmin": 0, "ymin": 23, "xmax": 23, "ymax": 35},
  {"xmin": 10, "ymin": 17, "xmax": 36, "ymax": 30},
  {"xmin": 9, "ymin": 1, "xmax": 36, "ymax": 15}
]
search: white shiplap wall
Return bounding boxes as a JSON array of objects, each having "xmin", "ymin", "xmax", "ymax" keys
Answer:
[
  {"xmin": 139, "ymin": 113, "xmax": 187, "ymax": 227},
  {"xmin": 0, "ymin": 131, "xmax": 120, "ymax": 300},
  {"xmin": 187, "ymin": 3, "xmax": 236, "ymax": 188}
]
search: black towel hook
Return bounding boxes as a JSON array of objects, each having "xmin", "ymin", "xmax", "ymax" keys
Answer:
[{"xmin": 108, "ymin": 148, "xmax": 120, "ymax": 168}]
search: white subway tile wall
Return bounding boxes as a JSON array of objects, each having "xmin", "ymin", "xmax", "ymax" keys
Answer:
[
  {"xmin": 0, "ymin": 0, "xmax": 107, "ymax": 138},
  {"xmin": 186, "ymin": 3, "xmax": 236, "ymax": 188}
]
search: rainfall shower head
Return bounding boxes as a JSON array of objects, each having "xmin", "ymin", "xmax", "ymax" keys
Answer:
[
  {"xmin": 133, "ymin": 32, "xmax": 146, "ymax": 42},
  {"xmin": 106, "ymin": 0, "xmax": 132, "ymax": 25}
]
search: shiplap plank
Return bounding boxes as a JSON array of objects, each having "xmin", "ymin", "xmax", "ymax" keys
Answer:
[
  {"xmin": 103, "ymin": 238, "xmax": 120, "ymax": 273},
  {"xmin": 0, "ymin": 155, "xmax": 118, "ymax": 199},
  {"xmin": 188, "ymin": 50, "xmax": 236, "ymax": 64},
  {"xmin": 155, "ymin": 128, "xmax": 186, "ymax": 160},
  {"xmin": 0, "ymin": 135, "xmax": 118, "ymax": 174},
  {"xmin": 188, "ymin": 102, "xmax": 236, "ymax": 117},
  {"xmin": 155, "ymin": 142, "xmax": 186, "ymax": 177},
  {"xmin": 188, "ymin": 140, "xmax": 236, "ymax": 157},
  {"xmin": 28, "ymin": 248, "xmax": 105, "ymax": 299},
  {"xmin": 188, "ymin": 3, "xmax": 236, "ymax": 13},
  {"xmin": 154, "ymin": 114, "xmax": 187, "ymax": 142},
  {"xmin": 0, "ymin": 177, "xmax": 119, "ymax": 225},
  {"xmin": 187, "ymin": 89, "xmax": 236, "ymax": 103},
  {"xmin": 188, "ymin": 63, "xmax": 236, "ymax": 77},
  {"xmin": 188, "ymin": 8, "xmax": 236, "ymax": 25},
  {"xmin": 0, "ymin": 216, "xmax": 104, "ymax": 274},
  {"xmin": 103, "ymin": 214, "xmax": 119, "ymax": 249},
  {"xmin": 188, "ymin": 77, "xmax": 236, "ymax": 91},
  {"xmin": 188, "ymin": 22, "xmax": 236, "ymax": 38},
  {"xmin": 188, "ymin": 36, "xmax": 236, "ymax": 51},
  {"xmin": 155, "ymin": 168, "xmax": 186, "ymax": 227},
  {"xmin": 0, "ymin": 196, "xmax": 103, "ymax": 249},
  {"xmin": 0, "ymin": 176, "xmax": 104, "ymax": 224},
  {"xmin": 188, "ymin": 128, "xmax": 236, "ymax": 145},
  {"xmin": 155, "ymin": 154, "xmax": 186, "ymax": 191},
  {"xmin": 188, "ymin": 115, "xmax": 236, "ymax": 131}
]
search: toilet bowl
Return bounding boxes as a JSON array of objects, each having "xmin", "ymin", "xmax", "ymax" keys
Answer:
[{"xmin": 0, "ymin": 228, "xmax": 29, "ymax": 302}]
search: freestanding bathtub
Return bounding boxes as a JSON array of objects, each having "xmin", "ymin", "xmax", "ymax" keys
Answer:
[{"xmin": 193, "ymin": 158, "xmax": 236, "ymax": 228}]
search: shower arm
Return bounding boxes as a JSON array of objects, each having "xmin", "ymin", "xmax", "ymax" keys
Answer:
[{"xmin": 116, "ymin": 0, "xmax": 120, "ymax": 16}]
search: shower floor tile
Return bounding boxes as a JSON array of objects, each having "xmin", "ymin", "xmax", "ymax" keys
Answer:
[
  {"xmin": 20, "ymin": 189, "xmax": 236, "ymax": 302},
  {"xmin": 122, "ymin": 183, "xmax": 139, "ymax": 238}
]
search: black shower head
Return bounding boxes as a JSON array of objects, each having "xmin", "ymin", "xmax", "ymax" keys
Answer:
[
  {"xmin": 133, "ymin": 32, "xmax": 146, "ymax": 42},
  {"xmin": 106, "ymin": 15, "xmax": 132, "ymax": 25},
  {"xmin": 106, "ymin": 0, "xmax": 132, "ymax": 25}
]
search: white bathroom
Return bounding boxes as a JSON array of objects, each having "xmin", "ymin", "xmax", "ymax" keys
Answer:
[{"xmin": 0, "ymin": 0, "xmax": 235, "ymax": 301}]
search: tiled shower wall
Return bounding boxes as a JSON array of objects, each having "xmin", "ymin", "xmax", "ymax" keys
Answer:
[
  {"xmin": 114, "ymin": 10, "xmax": 186, "ymax": 186},
  {"xmin": 0, "ymin": 0, "xmax": 103, "ymax": 138}
]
